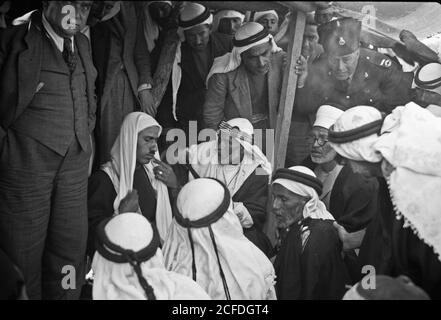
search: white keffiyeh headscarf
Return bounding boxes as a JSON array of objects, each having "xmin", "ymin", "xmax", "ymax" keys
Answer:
[
  {"xmin": 206, "ymin": 22, "xmax": 282, "ymax": 86},
  {"xmin": 212, "ymin": 10, "xmax": 245, "ymax": 33},
  {"xmin": 272, "ymin": 166, "xmax": 335, "ymax": 221},
  {"xmin": 92, "ymin": 212, "xmax": 211, "ymax": 300},
  {"xmin": 253, "ymin": 10, "xmax": 279, "ymax": 24},
  {"xmin": 162, "ymin": 179, "xmax": 277, "ymax": 300},
  {"xmin": 374, "ymin": 102, "xmax": 441, "ymax": 261},
  {"xmin": 329, "ymin": 106, "xmax": 384, "ymax": 163},
  {"xmin": 171, "ymin": 2, "xmax": 213, "ymax": 121},
  {"xmin": 101, "ymin": 112, "xmax": 173, "ymax": 242}
]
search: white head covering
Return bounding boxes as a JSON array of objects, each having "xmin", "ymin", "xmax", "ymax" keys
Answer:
[
  {"xmin": 187, "ymin": 118, "xmax": 272, "ymax": 196},
  {"xmin": 253, "ymin": 10, "xmax": 279, "ymax": 23},
  {"xmin": 329, "ymin": 106, "xmax": 384, "ymax": 163},
  {"xmin": 101, "ymin": 1, "xmax": 122, "ymax": 22},
  {"xmin": 272, "ymin": 166, "xmax": 335, "ymax": 220},
  {"xmin": 92, "ymin": 212, "xmax": 211, "ymax": 300},
  {"xmin": 374, "ymin": 102, "xmax": 441, "ymax": 261},
  {"xmin": 212, "ymin": 10, "xmax": 245, "ymax": 32},
  {"xmin": 162, "ymin": 179, "xmax": 277, "ymax": 300},
  {"xmin": 142, "ymin": 1, "xmax": 172, "ymax": 52},
  {"xmin": 313, "ymin": 104, "xmax": 345, "ymax": 130},
  {"xmin": 101, "ymin": 112, "xmax": 173, "ymax": 242},
  {"xmin": 171, "ymin": 2, "xmax": 213, "ymax": 121},
  {"xmin": 206, "ymin": 22, "xmax": 282, "ymax": 85}
]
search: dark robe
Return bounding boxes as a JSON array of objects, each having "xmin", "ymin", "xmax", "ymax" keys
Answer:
[
  {"xmin": 173, "ymin": 164, "xmax": 274, "ymax": 258},
  {"xmin": 87, "ymin": 167, "xmax": 165, "ymax": 257},
  {"xmin": 391, "ymin": 216, "xmax": 441, "ymax": 299},
  {"xmin": 274, "ymin": 218, "xmax": 350, "ymax": 300}
]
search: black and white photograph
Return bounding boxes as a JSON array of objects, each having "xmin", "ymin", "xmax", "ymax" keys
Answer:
[{"xmin": 0, "ymin": 0, "xmax": 440, "ymax": 308}]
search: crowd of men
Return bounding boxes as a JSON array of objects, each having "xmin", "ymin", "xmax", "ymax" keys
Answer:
[{"xmin": 1, "ymin": 1, "xmax": 441, "ymax": 300}]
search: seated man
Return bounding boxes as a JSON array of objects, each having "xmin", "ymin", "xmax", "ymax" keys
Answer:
[
  {"xmin": 272, "ymin": 166, "xmax": 349, "ymax": 300},
  {"xmin": 304, "ymin": 104, "xmax": 379, "ymax": 283},
  {"xmin": 92, "ymin": 212, "xmax": 211, "ymax": 300},
  {"xmin": 329, "ymin": 103, "xmax": 441, "ymax": 299},
  {"xmin": 253, "ymin": 10, "xmax": 279, "ymax": 36},
  {"xmin": 88, "ymin": 112, "xmax": 177, "ymax": 257},
  {"xmin": 204, "ymin": 22, "xmax": 285, "ymax": 131},
  {"xmin": 162, "ymin": 178, "xmax": 277, "ymax": 300},
  {"xmin": 174, "ymin": 118, "xmax": 274, "ymax": 257}
]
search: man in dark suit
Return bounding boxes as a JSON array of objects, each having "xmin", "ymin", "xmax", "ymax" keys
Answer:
[{"xmin": 0, "ymin": 1, "xmax": 96, "ymax": 300}]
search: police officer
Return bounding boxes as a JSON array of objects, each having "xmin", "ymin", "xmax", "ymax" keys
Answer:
[{"xmin": 295, "ymin": 17, "xmax": 415, "ymax": 116}]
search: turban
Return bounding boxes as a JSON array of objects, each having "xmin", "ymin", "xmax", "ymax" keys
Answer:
[
  {"xmin": 212, "ymin": 10, "xmax": 245, "ymax": 32},
  {"xmin": 253, "ymin": 10, "xmax": 279, "ymax": 23},
  {"xmin": 171, "ymin": 2, "xmax": 213, "ymax": 120},
  {"xmin": 92, "ymin": 212, "xmax": 210, "ymax": 300},
  {"xmin": 162, "ymin": 178, "xmax": 277, "ymax": 300},
  {"xmin": 374, "ymin": 102, "xmax": 441, "ymax": 261},
  {"xmin": 272, "ymin": 166, "xmax": 335, "ymax": 221},
  {"xmin": 206, "ymin": 22, "xmax": 282, "ymax": 85},
  {"xmin": 313, "ymin": 104, "xmax": 345, "ymax": 130},
  {"xmin": 328, "ymin": 106, "xmax": 384, "ymax": 163},
  {"xmin": 100, "ymin": 112, "xmax": 172, "ymax": 242}
]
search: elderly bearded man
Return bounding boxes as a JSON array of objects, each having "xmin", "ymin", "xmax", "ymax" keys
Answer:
[
  {"xmin": 271, "ymin": 166, "xmax": 349, "ymax": 300},
  {"xmin": 173, "ymin": 118, "xmax": 274, "ymax": 257},
  {"xmin": 0, "ymin": 1, "xmax": 96, "ymax": 299}
]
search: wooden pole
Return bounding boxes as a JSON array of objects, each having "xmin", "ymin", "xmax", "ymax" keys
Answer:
[{"xmin": 274, "ymin": 10, "xmax": 306, "ymax": 170}]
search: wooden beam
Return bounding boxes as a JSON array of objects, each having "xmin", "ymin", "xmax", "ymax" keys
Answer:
[{"xmin": 274, "ymin": 10, "xmax": 307, "ymax": 170}]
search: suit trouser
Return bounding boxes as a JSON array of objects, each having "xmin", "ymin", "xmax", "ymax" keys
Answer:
[{"xmin": 0, "ymin": 129, "xmax": 89, "ymax": 300}]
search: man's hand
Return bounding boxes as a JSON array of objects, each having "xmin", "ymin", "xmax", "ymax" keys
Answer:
[
  {"xmin": 139, "ymin": 89, "xmax": 156, "ymax": 117},
  {"xmin": 119, "ymin": 190, "xmax": 140, "ymax": 214},
  {"xmin": 333, "ymin": 221, "xmax": 366, "ymax": 251},
  {"xmin": 152, "ymin": 159, "xmax": 179, "ymax": 189},
  {"xmin": 295, "ymin": 55, "xmax": 308, "ymax": 88}
]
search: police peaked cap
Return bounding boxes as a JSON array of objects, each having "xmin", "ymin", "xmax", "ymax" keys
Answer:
[{"xmin": 318, "ymin": 17, "xmax": 362, "ymax": 56}]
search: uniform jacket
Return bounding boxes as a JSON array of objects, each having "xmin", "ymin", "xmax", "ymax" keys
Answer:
[
  {"xmin": 203, "ymin": 51, "xmax": 285, "ymax": 130},
  {"xmin": 0, "ymin": 11, "xmax": 97, "ymax": 143},
  {"xmin": 295, "ymin": 48, "xmax": 415, "ymax": 116}
]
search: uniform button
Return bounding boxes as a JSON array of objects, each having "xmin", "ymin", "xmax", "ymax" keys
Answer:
[
  {"xmin": 346, "ymin": 95, "xmax": 350, "ymax": 99},
  {"xmin": 369, "ymin": 99, "xmax": 373, "ymax": 102},
  {"xmin": 366, "ymin": 56, "xmax": 370, "ymax": 60},
  {"xmin": 364, "ymin": 72, "xmax": 369, "ymax": 78}
]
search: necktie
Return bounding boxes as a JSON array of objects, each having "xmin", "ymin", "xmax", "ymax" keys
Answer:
[{"xmin": 62, "ymin": 37, "xmax": 77, "ymax": 73}]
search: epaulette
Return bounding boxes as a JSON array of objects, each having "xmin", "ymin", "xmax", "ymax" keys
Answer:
[{"xmin": 361, "ymin": 48, "xmax": 394, "ymax": 69}]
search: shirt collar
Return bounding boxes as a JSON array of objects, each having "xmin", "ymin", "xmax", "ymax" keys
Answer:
[{"xmin": 42, "ymin": 13, "xmax": 74, "ymax": 52}]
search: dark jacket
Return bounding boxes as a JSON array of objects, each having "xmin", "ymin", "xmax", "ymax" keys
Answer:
[{"xmin": 0, "ymin": 11, "xmax": 97, "ymax": 143}]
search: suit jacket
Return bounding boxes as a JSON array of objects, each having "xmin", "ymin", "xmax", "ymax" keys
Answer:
[
  {"xmin": 0, "ymin": 11, "xmax": 97, "ymax": 143},
  {"xmin": 203, "ymin": 51, "xmax": 285, "ymax": 130},
  {"xmin": 91, "ymin": 2, "xmax": 148, "ymax": 108}
]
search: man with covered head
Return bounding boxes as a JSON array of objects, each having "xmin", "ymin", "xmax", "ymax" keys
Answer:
[
  {"xmin": 271, "ymin": 166, "xmax": 349, "ymax": 299},
  {"xmin": 253, "ymin": 10, "xmax": 279, "ymax": 37},
  {"xmin": 88, "ymin": 112, "xmax": 177, "ymax": 259},
  {"xmin": 329, "ymin": 103, "xmax": 441, "ymax": 298},
  {"xmin": 213, "ymin": 9, "xmax": 244, "ymax": 36},
  {"xmin": 173, "ymin": 118, "xmax": 274, "ymax": 257},
  {"xmin": 295, "ymin": 17, "xmax": 415, "ymax": 117},
  {"xmin": 92, "ymin": 212, "xmax": 210, "ymax": 300},
  {"xmin": 204, "ymin": 22, "xmax": 285, "ymax": 131},
  {"xmin": 303, "ymin": 104, "xmax": 380, "ymax": 284},
  {"xmin": 154, "ymin": 2, "xmax": 232, "ymax": 141},
  {"xmin": 162, "ymin": 178, "xmax": 277, "ymax": 300}
]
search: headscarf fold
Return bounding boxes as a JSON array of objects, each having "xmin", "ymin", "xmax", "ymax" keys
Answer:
[
  {"xmin": 92, "ymin": 213, "xmax": 211, "ymax": 300},
  {"xmin": 328, "ymin": 106, "xmax": 384, "ymax": 163},
  {"xmin": 373, "ymin": 102, "xmax": 441, "ymax": 260},
  {"xmin": 171, "ymin": 2, "xmax": 213, "ymax": 121},
  {"xmin": 212, "ymin": 10, "xmax": 245, "ymax": 32},
  {"xmin": 253, "ymin": 10, "xmax": 279, "ymax": 24},
  {"xmin": 162, "ymin": 179, "xmax": 277, "ymax": 300},
  {"xmin": 142, "ymin": 1, "xmax": 172, "ymax": 52},
  {"xmin": 272, "ymin": 166, "xmax": 335, "ymax": 221},
  {"xmin": 206, "ymin": 22, "xmax": 282, "ymax": 85},
  {"xmin": 101, "ymin": 112, "xmax": 173, "ymax": 242}
]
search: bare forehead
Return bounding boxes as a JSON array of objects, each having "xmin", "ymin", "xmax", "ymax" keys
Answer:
[
  {"xmin": 258, "ymin": 14, "xmax": 278, "ymax": 22},
  {"xmin": 311, "ymin": 126, "xmax": 329, "ymax": 136}
]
